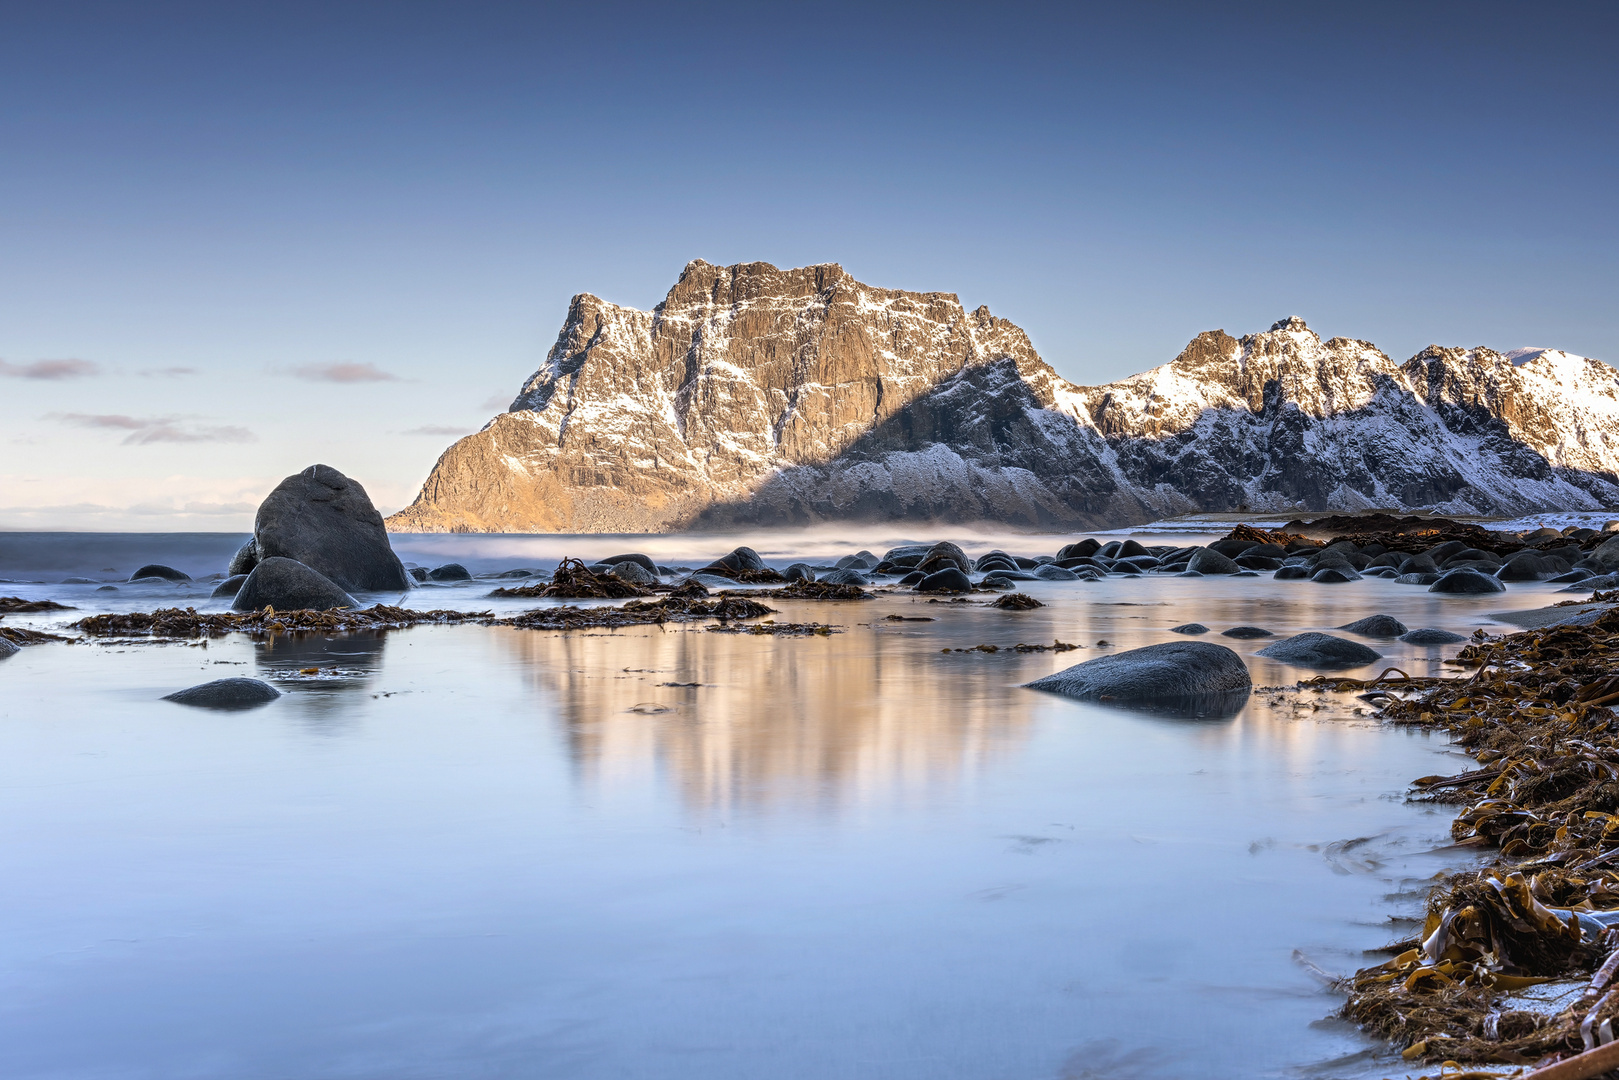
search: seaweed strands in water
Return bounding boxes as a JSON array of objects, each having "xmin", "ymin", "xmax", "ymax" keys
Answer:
[
  {"xmin": 742, "ymin": 582, "xmax": 872, "ymax": 601},
  {"xmin": 0, "ymin": 596, "xmax": 73, "ymax": 613},
  {"xmin": 503, "ymin": 595, "xmax": 777, "ymax": 631},
  {"xmin": 73, "ymin": 605, "xmax": 492, "ymax": 638},
  {"xmin": 0, "ymin": 625, "xmax": 69, "ymax": 645},
  {"xmin": 993, "ymin": 593, "xmax": 1043, "ymax": 610},
  {"xmin": 706, "ymin": 621, "xmax": 839, "ymax": 636},
  {"xmin": 943, "ymin": 639, "xmax": 1079, "ymax": 654},
  {"xmin": 489, "ymin": 558, "xmax": 649, "ymax": 599},
  {"xmin": 1322, "ymin": 607, "xmax": 1619, "ymax": 1068}
]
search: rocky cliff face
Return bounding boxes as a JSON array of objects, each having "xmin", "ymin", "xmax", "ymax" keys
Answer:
[{"xmin": 387, "ymin": 261, "xmax": 1619, "ymax": 532}]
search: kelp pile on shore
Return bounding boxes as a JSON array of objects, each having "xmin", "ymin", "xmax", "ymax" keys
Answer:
[
  {"xmin": 1268, "ymin": 514, "xmax": 1613, "ymax": 558},
  {"xmin": 0, "ymin": 596, "xmax": 73, "ymax": 613},
  {"xmin": 489, "ymin": 558, "xmax": 649, "ymax": 599},
  {"xmin": 745, "ymin": 581, "xmax": 872, "ymax": 601},
  {"xmin": 1331, "ymin": 608, "xmax": 1619, "ymax": 1069},
  {"xmin": 504, "ymin": 595, "xmax": 775, "ymax": 631}
]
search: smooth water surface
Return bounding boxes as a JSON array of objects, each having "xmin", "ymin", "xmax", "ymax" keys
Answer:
[{"xmin": 0, "ymin": 532, "xmax": 1568, "ymax": 1079}]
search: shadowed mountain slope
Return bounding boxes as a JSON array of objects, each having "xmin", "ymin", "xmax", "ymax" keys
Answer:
[{"xmin": 387, "ymin": 262, "xmax": 1619, "ymax": 533}]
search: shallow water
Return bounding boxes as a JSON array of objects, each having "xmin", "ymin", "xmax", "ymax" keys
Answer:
[{"xmin": 0, "ymin": 532, "xmax": 1576, "ymax": 1079}]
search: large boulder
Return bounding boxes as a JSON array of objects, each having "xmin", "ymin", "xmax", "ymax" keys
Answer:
[
  {"xmin": 211, "ymin": 574, "xmax": 248, "ymax": 598},
  {"xmin": 162, "ymin": 677, "xmax": 281, "ymax": 710},
  {"xmin": 254, "ymin": 465, "xmax": 410, "ymax": 592},
  {"xmin": 1338, "ymin": 615, "xmax": 1408, "ymax": 637},
  {"xmin": 1496, "ymin": 551, "xmax": 1570, "ymax": 581},
  {"xmin": 1429, "ymin": 569, "xmax": 1507, "ymax": 594},
  {"xmin": 228, "ymin": 539, "xmax": 259, "ymax": 576},
  {"xmin": 784, "ymin": 563, "xmax": 816, "ymax": 583},
  {"xmin": 699, "ymin": 546, "xmax": 766, "ymax": 577},
  {"xmin": 607, "ymin": 561, "xmax": 657, "ymax": 585},
  {"xmin": 1401, "ymin": 628, "xmax": 1467, "ymax": 644},
  {"xmin": 820, "ymin": 568, "xmax": 870, "ymax": 585},
  {"xmin": 1025, "ymin": 641, "xmax": 1252, "ymax": 714},
  {"xmin": 232, "ymin": 557, "xmax": 358, "ymax": 612},
  {"xmin": 1257, "ymin": 632, "xmax": 1382, "ymax": 670},
  {"xmin": 1057, "ymin": 539, "xmax": 1101, "ymax": 561},
  {"xmin": 599, "ymin": 553, "xmax": 658, "ymax": 574},
  {"xmin": 923, "ymin": 541, "xmax": 970, "ymax": 572}
]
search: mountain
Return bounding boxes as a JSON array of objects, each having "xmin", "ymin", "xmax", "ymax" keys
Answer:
[{"xmin": 386, "ymin": 260, "xmax": 1619, "ymax": 533}]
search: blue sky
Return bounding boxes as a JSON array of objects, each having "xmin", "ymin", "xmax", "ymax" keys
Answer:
[{"xmin": 2, "ymin": 1, "xmax": 1615, "ymax": 528}]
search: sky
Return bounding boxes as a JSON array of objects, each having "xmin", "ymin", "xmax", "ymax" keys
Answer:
[{"xmin": 2, "ymin": 1, "xmax": 1615, "ymax": 529}]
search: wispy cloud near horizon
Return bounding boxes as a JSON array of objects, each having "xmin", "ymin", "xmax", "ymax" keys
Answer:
[
  {"xmin": 290, "ymin": 362, "xmax": 402, "ymax": 383},
  {"xmin": 53, "ymin": 413, "xmax": 257, "ymax": 445},
  {"xmin": 139, "ymin": 366, "xmax": 198, "ymax": 377},
  {"xmin": 0, "ymin": 358, "xmax": 99, "ymax": 380},
  {"xmin": 403, "ymin": 424, "xmax": 472, "ymax": 436}
]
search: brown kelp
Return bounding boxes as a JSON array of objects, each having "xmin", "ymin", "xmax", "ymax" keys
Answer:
[{"xmin": 1331, "ymin": 608, "xmax": 1619, "ymax": 1069}]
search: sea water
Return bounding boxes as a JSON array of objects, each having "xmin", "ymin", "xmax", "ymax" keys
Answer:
[{"xmin": 0, "ymin": 531, "xmax": 1566, "ymax": 1079}]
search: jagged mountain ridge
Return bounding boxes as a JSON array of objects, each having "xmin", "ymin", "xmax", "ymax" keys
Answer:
[{"xmin": 386, "ymin": 260, "xmax": 1619, "ymax": 532}]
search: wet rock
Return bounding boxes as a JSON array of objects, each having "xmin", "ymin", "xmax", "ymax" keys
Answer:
[
  {"xmin": 1185, "ymin": 548, "xmax": 1240, "ymax": 575},
  {"xmin": 428, "ymin": 563, "xmax": 473, "ymax": 582},
  {"xmin": 1311, "ymin": 567, "xmax": 1362, "ymax": 583},
  {"xmin": 784, "ymin": 563, "xmax": 816, "ymax": 583},
  {"xmin": 131, "ymin": 564, "xmax": 190, "ymax": 582},
  {"xmin": 1025, "ymin": 641, "xmax": 1252, "ymax": 710},
  {"xmin": 898, "ymin": 570, "xmax": 926, "ymax": 585},
  {"xmin": 1170, "ymin": 623, "xmax": 1209, "ymax": 634},
  {"xmin": 922, "ymin": 541, "xmax": 971, "ymax": 572},
  {"xmin": 408, "ymin": 567, "xmax": 429, "ymax": 582},
  {"xmin": 1033, "ymin": 564, "xmax": 1079, "ymax": 581},
  {"xmin": 915, "ymin": 567, "xmax": 972, "ymax": 593},
  {"xmin": 1177, "ymin": 570, "xmax": 1205, "ymax": 578},
  {"xmin": 1582, "ymin": 534, "xmax": 1619, "ymax": 572},
  {"xmin": 211, "ymin": 574, "xmax": 248, "ymax": 598},
  {"xmin": 232, "ymin": 557, "xmax": 358, "ymax": 612},
  {"xmin": 607, "ymin": 561, "xmax": 657, "ymax": 585},
  {"xmin": 1400, "ymin": 628, "xmax": 1467, "ymax": 644},
  {"xmin": 1337, "ymin": 615, "xmax": 1408, "ymax": 637},
  {"xmin": 1399, "ymin": 571, "xmax": 1442, "ymax": 585},
  {"xmin": 1256, "ymin": 632, "xmax": 1382, "ymax": 670},
  {"xmin": 1057, "ymin": 539, "xmax": 1101, "ymax": 560},
  {"xmin": 701, "ymin": 547, "xmax": 766, "ymax": 576},
  {"xmin": 228, "ymin": 539, "xmax": 259, "ymax": 577},
  {"xmin": 820, "ymin": 568, "xmax": 870, "ymax": 585},
  {"xmin": 1549, "ymin": 568, "xmax": 1594, "ymax": 584},
  {"xmin": 599, "ymin": 553, "xmax": 658, "ymax": 574},
  {"xmin": 1221, "ymin": 626, "xmax": 1274, "ymax": 639},
  {"xmin": 0, "ymin": 637, "xmax": 18, "ymax": 659},
  {"xmin": 1495, "ymin": 551, "xmax": 1571, "ymax": 581},
  {"xmin": 162, "ymin": 677, "xmax": 281, "ymax": 710},
  {"xmin": 254, "ymin": 464, "xmax": 410, "ymax": 592},
  {"xmin": 836, "ymin": 552, "xmax": 878, "ymax": 570},
  {"xmin": 96, "ymin": 585, "xmax": 118, "ymax": 592},
  {"xmin": 61, "ymin": 577, "xmax": 99, "ymax": 585},
  {"xmin": 1236, "ymin": 556, "xmax": 1283, "ymax": 571},
  {"xmin": 1274, "ymin": 565, "xmax": 1311, "ymax": 580},
  {"xmin": 1429, "ymin": 569, "xmax": 1507, "ymax": 594}
]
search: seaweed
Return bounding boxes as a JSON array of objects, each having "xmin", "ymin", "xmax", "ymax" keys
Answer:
[
  {"xmin": 490, "ymin": 558, "xmax": 649, "ymax": 599},
  {"xmin": 993, "ymin": 593, "xmax": 1044, "ymax": 610},
  {"xmin": 742, "ymin": 581, "xmax": 872, "ymax": 601},
  {"xmin": 706, "ymin": 622, "xmax": 838, "ymax": 636},
  {"xmin": 1324, "ymin": 608, "xmax": 1619, "ymax": 1069},
  {"xmin": 0, "ymin": 596, "xmax": 73, "ymax": 613},
  {"xmin": 73, "ymin": 604, "xmax": 490, "ymax": 637},
  {"xmin": 0, "ymin": 626, "xmax": 70, "ymax": 645}
]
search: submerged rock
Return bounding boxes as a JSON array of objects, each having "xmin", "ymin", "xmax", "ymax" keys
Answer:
[
  {"xmin": 1400, "ymin": 628, "xmax": 1467, "ymax": 644},
  {"xmin": 1274, "ymin": 565, "xmax": 1311, "ymax": 580},
  {"xmin": 1311, "ymin": 567, "xmax": 1362, "ymax": 583},
  {"xmin": 1221, "ymin": 626, "xmax": 1273, "ymax": 638},
  {"xmin": 820, "ymin": 568, "xmax": 870, "ymax": 586},
  {"xmin": 700, "ymin": 546, "xmax": 766, "ymax": 576},
  {"xmin": 232, "ymin": 557, "xmax": 358, "ymax": 612},
  {"xmin": 784, "ymin": 563, "xmax": 816, "ymax": 582},
  {"xmin": 1025, "ymin": 641, "xmax": 1252, "ymax": 714},
  {"xmin": 162, "ymin": 677, "xmax": 281, "ymax": 709},
  {"xmin": 1338, "ymin": 614, "xmax": 1408, "ymax": 637},
  {"xmin": 0, "ymin": 637, "xmax": 18, "ymax": 659},
  {"xmin": 599, "ymin": 553, "xmax": 658, "ymax": 574},
  {"xmin": 427, "ymin": 563, "xmax": 473, "ymax": 582},
  {"xmin": 1170, "ymin": 623, "xmax": 1209, "ymax": 634},
  {"xmin": 131, "ymin": 564, "xmax": 190, "ymax": 582},
  {"xmin": 211, "ymin": 574, "xmax": 248, "ymax": 598},
  {"xmin": 1185, "ymin": 549, "xmax": 1240, "ymax": 575},
  {"xmin": 228, "ymin": 538, "xmax": 259, "ymax": 576},
  {"xmin": 606, "ymin": 561, "xmax": 657, "ymax": 585},
  {"xmin": 1257, "ymin": 632, "xmax": 1382, "ymax": 670},
  {"xmin": 1429, "ymin": 569, "xmax": 1507, "ymax": 594},
  {"xmin": 915, "ymin": 567, "xmax": 972, "ymax": 593},
  {"xmin": 254, "ymin": 464, "xmax": 411, "ymax": 592}
]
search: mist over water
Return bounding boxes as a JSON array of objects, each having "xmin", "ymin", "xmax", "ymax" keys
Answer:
[{"xmin": 0, "ymin": 530, "xmax": 1567, "ymax": 1078}]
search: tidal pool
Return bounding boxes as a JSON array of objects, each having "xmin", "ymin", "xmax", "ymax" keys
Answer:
[{"xmin": 0, "ymin": 533, "xmax": 1567, "ymax": 1079}]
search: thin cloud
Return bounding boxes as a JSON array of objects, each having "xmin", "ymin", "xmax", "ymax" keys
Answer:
[
  {"xmin": 139, "ymin": 366, "xmax": 198, "ymax": 377},
  {"xmin": 404, "ymin": 425, "xmax": 473, "ymax": 436},
  {"xmin": 0, "ymin": 358, "xmax": 99, "ymax": 380},
  {"xmin": 53, "ymin": 413, "xmax": 257, "ymax": 445},
  {"xmin": 480, "ymin": 392, "xmax": 514, "ymax": 410},
  {"xmin": 291, "ymin": 362, "xmax": 402, "ymax": 383}
]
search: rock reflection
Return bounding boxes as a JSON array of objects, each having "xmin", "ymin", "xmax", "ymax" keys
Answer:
[
  {"xmin": 253, "ymin": 631, "xmax": 387, "ymax": 720},
  {"xmin": 497, "ymin": 625, "xmax": 1033, "ymax": 812}
]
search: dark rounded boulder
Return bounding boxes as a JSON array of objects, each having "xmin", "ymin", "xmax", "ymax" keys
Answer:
[
  {"xmin": 1496, "ymin": 551, "xmax": 1570, "ymax": 581},
  {"xmin": 700, "ymin": 546, "xmax": 766, "ymax": 577},
  {"xmin": 1256, "ymin": 633, "xmax": 1382, "ymax": 670},
  {"xmin": 1033, "ymin": 564, "xmax": 1079, "ymax": 581},
  {"xmin": 1221, "ymin": 626, "xmax": 1273, "ymax": 639},
  {"xmin": 408, "ymin": 567, "xmax": 428, "ymax": 582},
  {"xmin": 1400, "ymin": 628, "xmax": 1467, "ymax": 644},
  {"xmin": 232, "ymin": 557, "xmax": 358, "ymax": 612},
  {"xmin": 1170, "ymin": 623, "xmax": 1209, "ymax": 634},
  {"xmin": 211, "ymin": 574, "xmax": 248, "ymax": 598},
  {"xmin": 1428, "ymin": 569, "xmax": 1507, "ymax": 594},
  {"xmin": 0, "ymin": 637, "xmax": 19, "ymax": 660},
  {"xmin": 898, "ymin": 570, "xmax": 926, "ymax": 585},
  {"xmin": 228, "ymin": 539, "xmax": 259, "ymax": 576},
  {"xmin": 1025, "ymin": 641, "xmax": 1252, "ymax": 714},
  {"xmin": 923, "ymin": 541, "xmax": 971, "ymax": 572},
  {"xmin": 1399, "ymin": 572, "xmax": 1441, "ymax": 585},
  {"xmin": 131, "ymin": 564, "xmax": 190, "ymax": 582},
  {"xmin": 427, "ymin": 563, "xmax": 472, "ymax": 582},
  {"xmin": 1185, "ymin": 548, "xmax": 1240, "ymax": 575},
  {"xmin": 1057, "ymin": 539, "xmax": 1101, "ymax": 561},
  {"xmin": 1311, "ymin": 567, "xmax": 1361, "ymax": 583},
  {"xmin": 162, "ymin": 677, "xmax": 281, "ymax": 710},
  {"xmin": 607, "ymin": 561, "xmax": 657, "ymax": 585},
  {"xmin": 1337, "ymin": 614, "xmax": 1408, "ymax": 637},
  {"xmin": 915, "ymin": 567, "xmax": 972, "ymax": 593},
  {"xmin": 253, "ymin": 464, "xmax": 410, "ymax": 592},
  {"xmin": 1274, "ymin": 565, "xmax": 1311, "ymax": 580},
  {"xmin": 599, "ymin": 553, "xmax": 658, "ymax": 574},
  {"xmin": 1399, "ymin": 553, "xmax": 1440, "ymax": 574},
  {"xmin": 820, "ymin": 568, "xmax": 869, "ymax": 586},
  {"xmin": 784, "ymin": 563, "xmax": 816, "ymax": 583}
]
